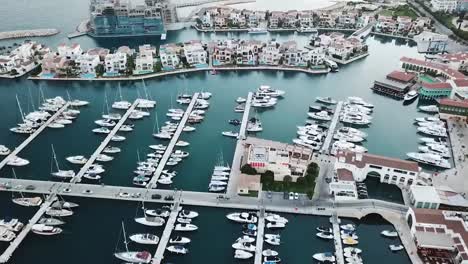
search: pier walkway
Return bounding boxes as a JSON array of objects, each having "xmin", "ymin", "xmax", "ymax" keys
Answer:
[
  {"xmin": 321, "ymin": 101, "xmax": 343, "ymax": 153},
  {"xmin": 238, "ymin": 92, "xmax": 253, "ymax": 140},
  {"xmin": 153, "ymin": 198, "xmax": 181, "ymax": 264},
  {"xmin": 0, "ymin": 102, "xmax": 70, "ymax": 171},
  {"xmin": 71, "ymin": 100, "xmax": 140, "ymax": 183},
  {"xmin": 254, "ymin": 208, "xmax": 265, "ymax": 264},
  {"xmin": 331, "ymin": 214, "xmax": 344, "ymax": 264},
  {"xmin": 147, "ymin": 93, "xmax": 199, "ymax": 189},
  {"xmin": 0, "ymin": 195, "xmax": 55, "ymax": 263}
]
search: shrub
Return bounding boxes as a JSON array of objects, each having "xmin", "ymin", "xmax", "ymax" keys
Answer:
[
  {"xmin": 261, "ymin": 170, "xmax": 274, "ymax": 184},
  {"xmin": 241, "ymin": 164, "xmax": 257, "ymax": 175}
]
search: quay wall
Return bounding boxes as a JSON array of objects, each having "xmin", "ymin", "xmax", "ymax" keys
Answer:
[{"xmin": 0, "ymin": 29, "xmax": 59, "ymax": 41}]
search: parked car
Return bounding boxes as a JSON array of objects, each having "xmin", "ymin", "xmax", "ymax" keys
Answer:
[
  {"xmin": 294, "ymin": 192, "xmax": 299, "ymax": 200},
  {"xmin": 164, "ymin": 195, "xmax": 174, "ymax": 201},
  {"xmin": 288, "ymin": 192, "xmax": 294, "ymax": 200},
  {"xmin": 25, "ymin": 185, "xmax": 36, "ymax": 191},
  {"xmin": 151, "ymin": 194, "xmax": 162, "ymax": 200}
]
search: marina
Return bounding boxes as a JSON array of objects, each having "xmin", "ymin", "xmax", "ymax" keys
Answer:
[
  {"xmin": 254, "ymin": 208, "xmax": 265, "ymax": 264},
  {"xmin": 153, "ymin": 199, "xmax": 181, "ymax": 263},
  {"xmin": 321, "ymin": 101, "xmax": 343, "ymax": 153}
]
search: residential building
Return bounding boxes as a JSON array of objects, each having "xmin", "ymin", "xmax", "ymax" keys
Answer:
[
  {"xmin": 372, "ymin": 70, "xmax": 416, "ymax": 99},
  {"xmin": 159, "ymin": 44, "xmax": 180, "ymax": 69},
  {"xmin": 269, "ymin": 11, "xmax": 284, "ymax": 28},
  {"xmin": 305, "ymin": 47, "xmax": 326, "ymax": 66},
  {"xmin": 245, "ymin": 137, "xmax": 312, "ymax": 182},
  {"xmin": 401, "ymin": 56, "xmax": 466, "ymax": 80},
  {"xmin": 299, "ymin": 11, "xmax": 313, "ymax": 27},
  {"xmin": 284, "ymin": 11, "xmax": 298, "ymax": 28},
  {"xmin": 134, "ymin": 45, "xmax": 156, "ymax": 74},
  {"xmin": 75, "ymin": 53, "xmax": 100, "ymax": 74},
  {"xmin": 437, "ymin": 52, "xmax": 468, "ymax": 72},
  {"xmin": 438, "ymin": 98, "xmax": 468, "ymax": 120},
  {"xmin": 375, "ymin": 15, "xmax": 397, "ymax": 33},
  {"xmin": 86, "ymin": 47, "xmax": 110, "ymax": 61},
  {"xmin": 258, "ymin": 40, "xmax": 281, "ymax": 65},
  {"xmin": 406, "ymin": 208, "xmax": 468, "ymax": 263},
  {"xmin": 431, "ymin": 0, "xmax": 458, "ymax": 12},
  {"xmin": 41, "ymin": 53, "xmax": 68, "ymax": 74},
  {"xmin": 104, "ymin": 52, "xmax": 127, "ymax": 74},
  {"xmin": 334, "ymin": 150, "xmax": 420, "ymax": 185},
  {"xmin": 419, "ymin": 82, "xmax": 453, "ymax": 99},
  {"xmin": 410, "ymin": 185, "xmax": 468, "ymax": 211},
  {"xmin": 397, "ymin": 16, "xmax": 413, "ymax": 33},
  {"xmin": 57, "ymin": 43, "xmax": 82, "ymax": 60},
  {"xmin": 235, "ymin": 40, "xmax": 261, "ymax": 65},
  {"xmin": 183, "ymin": 40, "xmax": 207, "ymax": 66},
  {"xmin": 452, "ymin": 79, "xmax": 468, "ymax": 99},
  {"xmin": 414, "ymin": 31, "xmax": 448, "ymax": 54}
]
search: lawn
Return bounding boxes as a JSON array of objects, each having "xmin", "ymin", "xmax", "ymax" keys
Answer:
[{"xmin": 379, "ymin": 5, "xmax": 419, "ymax": 19}]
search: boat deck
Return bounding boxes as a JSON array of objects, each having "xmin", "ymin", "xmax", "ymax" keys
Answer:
[
  {"xmin": 147, "ymin": 93, "xmax": 199, "ymax": 189},
  {"xmin": 321, "ymin": 101, "xmax": 343, "ymax": 153},
  {"xmin": 153, "ymin": 198, "xmax": 181, "ymax": 263},
  {"xmin": 238, "ymin": 92, "xmax": 253, "ymax": 140},
  {"xmin": 71, "ymin": 99, "xmax": 141, "ymax": 183},
  {"xmin": 331, "ymin": 214, "xmax": 345, "ymax": 264},
  {"xmin": 0, "ymin": 102, "xmax": 70, "ymax": 171},
  {"xmin": 254, "ymin": 208, "xmax": 265, "ymax": 264}
]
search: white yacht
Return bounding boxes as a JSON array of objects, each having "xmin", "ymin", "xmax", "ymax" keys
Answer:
[
  {"xmin": 415, "ymin": 116, "xmax": 441, "ymax": 123},
  {"xmin": 340, "ymin": 224, "xmax": 356, "ymax": 231},
  {"xmin": 176, "ymin": 141, "xmax": 190, "ymax": 147},
  {"xmin": 235, "ymin": 249, "xmax": 254, "ymax": 259},
  {"xmin": 96, "ymin": 154, "xmax": 114, "ymax": 162},
  {"xmin": 331, "ymin": 141, "xmax": 367, "ymax": 156},
  {"xmin": 265, "ymin": 236, "xmax": 280, "ymax": 245},
  {"xmin": 389, "ymin": 244, "xmax": 404, "ymax": 251},
  {"xmin": 316, "ymin": 231, "xmax": 334, "ymax": 239},
  {"xmin": 48, "ymin": 122, "xmax": 65, "ymax": 129},
  {"xmin": 103, "ymin": 146, "xmax": 121, "ymax": 154},
  {"xmin": 92, "ymin": 127, "xmax": 110, "ymax": 134},
  {"xmin": 407, "ymin": 152, "xmax": 451, "ymax": 169},
  {"xmin": 265, "ymin": 214, "xmax": 288, "ymax": 224},
  {"xmin": 313, "ymin": 252, "xmax": 336, "ymax": 262},
  {"xmin": 226, "ymin": 212, "xmax": 257, "ymax": 223},
  {"xmin": 183, "ymin": 126, "xmax": 196, "ymax": 132},
  {"xmin": 267, "ymin": 222, "xmax": 285, "ymax": 229},
  {"xmin": 404, "ymin": 90, "xmax": 419, "ymax": 102},
  {"xmin": 0, "ymin": 145, "xmax": 11, "ymax": 155},
  {"xmin": 419, "ymin": 105, "xmax": 439, "ymax": 113},
  {"xmin": 262, "ymin": 249, "xmax": 279, "ymax": 257},
  {"xmin": 31, "ymin": 224, "xmax": 62, "ymax": 235},
  {"xmin": 153, "ymin": 131, "xmax": 172, "ymax": 140},
  {"xmin": 12, "ymin": 196, "xmax": 42, "ymax": 207},
  {"xmin": 38, "ymin": 217, "xmax": 65, "ymax": 226},
  {"xmin": 119, "ymin": 124, "xmax": 134, "ymax": 132},
  {"xmin": 135, "ymin": 216, "xmax": 165, "ymax": 227},
  {"xmin": 337, "ymin": 127, "xmax": 367, "ymax": 138},
  {"xmin": 347, "ymin": 96, "xmax": 374, "ymax": 108},
  {"xmin": 419, "ymin": 145, "xmax": 450, "ymax": 158},
  {"xmin": 157, "ymin": 177, "xmax": 173, "ymax": 185},
  {"xmin": 236, "ymin": 235, "xmax": 255, "ymax": 243},
  {"xmin": 381, "ymin": 230, "xmax": 398, "ymax": 238},
  {"xmin": 167, "ymin": 245, "xmax": 189, "ymax": 254},
  {"xmin": 111, "ymin": 135, "xmax": 126, "ymax": 142},
  {"xmin": 0, "ymin": 218, "xmax": 23, "ymax": 232},
  {"xmin": 170, "ymin": 236, "xmax": 191, "ymax": 244},
  {"xmin": 69, "ymin": 99, "xmax": 89, "ymax": 107},
  {"xmin": 0, "ymin": 227, "xmax": 16, "ymax": 242},
  {"xmin": 417, "ymin": 126, "xmax": 447, "ymax": 137},
  {"xmin": 174, "ymin": 223, "xmax": 198, "ymax": 231},
  {"xmin": 46, "ymin": 208, "xmax": 73, "ymax": 217},
  {"xmin": 114, "ymin": 223, "xmax": 152, "ymax": 263},
  {"xmin": 257, "ymin": 85, "xmax": 285, "ymax": 97},
  {"xmin": 149, "ymin": 144, "xmax": 166, "ymax": 151},
  {"xmin": 232, "ymin": 242, "xmax": 256, "ymax": 252},
  {"xmin": 222, "ymin": 131, "xmax": 239, "ymax": 138},
  {"xmin": 316, "ymin": 97, "xmax": 337, "ymax": 105},
  {"xmin": 112, "ymin": 101, "xmax": 132, "ymax": 110},
  {"xmin": 66, "ymin": 155, "xmax": 88, "ymax": 165},
  {"xmin": 94, "ymin": 119, "xmax": 116, "ymax": 127},
  {"xmin": 7, "ymin": 156, "xmax": 30, "ymax": 167},
  {"xmin": 236, "ymin": 97, "xmax": 246, "ymax": 103},
  {"xmin": 308, "ymin": 111, "xmax": 332, "ymax": 121},
  {"xmin": 129, "ymin": 233, "xmax": 160, "ymax": 245},
  {"xmin": 179, "ymin": 210, "xmax": 198, "ymax": 219},
  {"xmin": 333, "ymin": 133, "xmax": 364, "ymax": 143},
  {"xmin": 102, "ymin": 113, "xmax": 121, "ymax": 120}
]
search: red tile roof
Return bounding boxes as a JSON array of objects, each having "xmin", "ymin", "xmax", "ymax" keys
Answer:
[
  {"xmin": 421, "ymin": 82, "xmax": 453, "ymax": 90},
  {"xmin": 336, "ymin": 151, "xmax": 419, "ymax": 172},
  {"xmin": 454, "ymin": 79, "xmax": 468, "ymax": 87},
  {"xmin": 401, "ymin": 56, "xmax": 466, "ymax": 80},
  {"xmin": 337, "ymin": 168, "xmax": 354, "ymax": 181},
  {"xmin": 439, "ymin": 52, "xmax": 468, "ymax": 62},
  {"xmin": 387, "ymin": 70, "xmax": 416, "ymax": 82},
  {"xmin": 439, "ymin": 98, "xmax": 468, "ymax": 108}
]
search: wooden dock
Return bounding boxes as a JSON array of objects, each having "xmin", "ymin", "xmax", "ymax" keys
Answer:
[
  {"xmin": 238, "ymin": 92, "xmax": 253, "ymax": 140},
  {"xmin": 0, "ymin": 195, "xmax": 56, "ymax": 263},
  {"xmin": 0, "ymin": 102, "xmax": 70, "ymax": 170},
  {"xmin": 71, "ymin": 99, "xmax": 141, "ymax": 183},
  {"xmin": 153, "ymin": 200, "xmax": 181, "ymax": 263},
  {"xmin": 331, "ymin": 214, "xmax": 344, "ymax": 264},
  {"xmin": 321, "ymin": 101, "xmax": 343, "ymax": 153},
  {"xmin": 147, "ymin": 93, "xmax": 199, "ymax": 189},
  {"xmin": 254, "ymin": 208, "xmax": 265, "ymax": 264}
]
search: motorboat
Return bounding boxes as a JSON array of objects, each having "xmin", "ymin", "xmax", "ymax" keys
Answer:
[
  {"xmin": 95, "ymin": 119, "xmax": 116, "ymax": 127},
  {"xmin": 179, "ymin": 210, "xmax": 198, "ymax": 219},
  {"xmin": 135, "ymin": 216, "xmax": 165, "ymax": 227},
  {"xmin": 381, "ymin": 230, "xmax": 398, "ymax": 238},
  {"xmin": 417, "ymin": 126, "xmax": 446, "ymax": 137},
  {"xmin": 264, "ymin": 256, "xmax": 281, "ymax": 263},
  {"xmin": 176, "ymin": 141, "xmax": 190, "ymax": 147},
  {"xmin": 48, "ymin": 122, "xmax": 65, "ymax": 129},
  {"xmin": 333, "ymin": 133, "xmax": 365, "ymax": 143},
  {"xmin": 103, "ymin": 146, "xmax": 121, "ymax": 154},
  {"xmin": 340, "ymin": 115, "xmax": 371, "ymax": 126},
  {"xmin": 248, "ymin": 27, "xmax": 268, "ymax": 34},
  {"xmin": 111, "ymin": 135, "xmax": 126, "ymax": 142},
  {"xmin": 51, "ymin": 200, "xmax": 79, "ymax": 209},
  {"xmin": 46, "ymin": 208, "xmax": 73, "ymax": 217},
  {"xmin": 236, "ymin": 235, "xmax": 255, "ymax": 243},
  {"xmin": 38, "ymin": 217, "xmax": 65, "ymax": 226},
  {"xmin": 214, "ymin": 165, "xmax": 230, "ymax": 171},
  {"xmin": 112, "ymin": 101, "xmax": 131, "ymax": 110},
  {"xmin": 209, "ymin": 184, "xmax": 226, "ymax": 192},
  {"xmin": 234, "ymin": 249, "xmax": 253, "ymax": 259},
  {"xmin": 415, "ymin": 116, "xmax": 441, "ymax": 123},
  {"xmin": 265, "ymin": 236, "xmax": 280, "ymax": 246},
  {"xmin": 96, "ymin": 154, "xmax": 114, "ymax": 162},
  {"xmin": 0, "ymin": 145, "xmax": 10, "ymax": 155},
  {"xmin": 404, "ymin": 90, "xmax": 419, "ymax": 102},
  {"xmin": 69, "ymin": 99, "xmax": 89, "ymax": 107},
  {"xmin": 257, "ymin": 85, "xmax": 285, "ymax": 97},
  {"xmin": 316, "ymin": 97, "xmax": 337, "ymax": 105},
  {"xmin": 341, "ymin": 232, "xmax": 359, "ymax": 240},
  {"xmin": 153, "ymin": 131, "xmax": 172, "ymax": 140},
  {"xmin": 232, "ymin": 242, "xmax": 256, "ymax": 252},
  {"xmin": 309, "ymin": 105, "xmax": 334, "ymax": 113},
  {"xmin": 308, "ymin": 111, "xmax": 332, "ymax": 121},
  {"xmin": 331, "ymin": 141, "xmax": 367, "ymax": 156},
  {"xmin": 342, "ymin": 237, "xmax": 359, "ymax": 245},
  {"xmin": 157, "ymin": 177, "xmax": 173, "ymax": 185},
  {"xmin": 229, "ymin": 119, "xmax": 241, "ymax": 126},
  {"xmin": 66, "ymin": 155, "xmax": 88, "ymax": 165},
  {"xmin": 92, "ymin": 127, "xmax": 110, "ymax": 134},
  {"xmin": 177, "ymin": 218, "xmax": 191, "ymax": 224},
  {"xmin": 0, "ymin": 218, "xmax": 23, "ymax": 232},
  {"xmin": 102, "ymin": 113, "xmax": 121, "ymax": 120},
  {"xmin": 347, "ymin": 96, "xmax": 374, "ymax": 108},
  {"xmin": 0, "ymin": 227, "xmax": 16, "ymax": 242},
  {"xmin": 10, "ymin": 126, "xmax": 35, "ymax": 134},
  {"xmin": 419, "ymin": 105, "xmax": 439, "ymax": 113},
  {"xmin": 174, "ymin": 223, "xmax": 198, "ymax": 231},
  {"xmin": 236, "ymin": 97, "xmax": 246, "ymax": 103},
  {"xmin": 119, "ymin": 124, "xmax": 134, "ymax": 132},
  {"xmin": 86, "ymin": 164, "xmax": 105, "ymax": 175},
  {"xmin": 12, "ymin": 196, "xmax": 42, "ymax": 207},
  {"xmin": 51, "ymin": 169, "xmax": 75, "ymax": 179},
  {"xmin": 129, "ymin": 233, "xmax": 160, "ymax": 245},
  {"xmin": 167, "ymin": 245, "xmax": 188, "ymax": 254},
  {"xmin": 171, "ymin": 150, "xmax": 189, "ymax": 158},
  {"xmin": 337, "ymin": 127, "xmax": 367, "ymax": 138},
  {"xmin": 265, "ymin": 213, "xmax": 288, "ymax": 224},
  {"xmin": 7, "ymin": 156, "xmax": 30, "ymax": 167},
  {"xmin": 340, "ymin": 224, "xmax": 356, "ymax": 231},
  {"xmin": 316, "ymin": 226, "xmax": 332, "ymax": 233},
  {"xmin": 149, "ymin": 144, "xmax": 166, "ymax": 151},
  {"xmin": 32, "ymin": 224, "xmax": 62, "ymax": 235},
  {"xmin": 389, "ymin": 244, "xmax": 404, "ymax": 251},
  {"xmin": 407, "ymin": 152, "xmax": 451, "ymax": 169},
  {"xmin": 316, "ymin": 231, "xmax": 334, "ymax": 239},
  {"xmin": 235, "ymin": 104, "xmax": 245, "ymax": 112},
  {"xmin": 222, "ymin": 131, "xmax": 239, "ymax": 138},
  {"xmin": 183, "ymin": 126, "xmax": 196, "ymax": 132},
  {"xmin": 169, "ymin": 236, "xmax": 191, "ymax": 244},
  {"xmin": 226, "ymin": 212, "xmax": 257, "ymax": 223},
  {"xmin": 419, "ymin": 145, "xmax": 450, "ymax": 158},
  {"xmin": 266, "ymin": 222, "xmax": 285, "ymax": 229},
  {"xmin": 243, "ymin": 223, "xmax": 257, "ymax": 231},
  {"xmin": 262, "ymin": 249, "xmax": 279, "ymax": 257}
]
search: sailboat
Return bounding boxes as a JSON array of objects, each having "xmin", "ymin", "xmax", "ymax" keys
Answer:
[
  {"xmin": 50, "ymin": 145, "xmax": 75, "ymax": 179},
  {"xmin": 114, "ymin": 221, "xmax": 152, "ymax": 263},
  {"xmin": 11, "ymin": 168, "xmax": 43, "ymax": 207},
  {"xmin": 112, "ymin": 83, "xmax": 131, "ymax": 110},
  {"xmin": 102, "ymin": 91, "xmax": 121, "ymax": 120},
  {"xmin": 10, "ymin": 95, "xmax": 36, "ymax": 135},
  {"xmin": 153, "ymin": 114, "xmax": 172, "ymax": 140}
]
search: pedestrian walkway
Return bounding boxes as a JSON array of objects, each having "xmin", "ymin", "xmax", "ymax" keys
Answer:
[
  {"xmin": 254, "ymin": 208, "xmax": 265, "ymax": 264},
  {"xmin": 331, "ymin": 214, "xmax": 344, "ymax": 264},
  {"xmin": 321, "ymin": 101, "xmax": 343, "ymax": 153},
  {"xmin": 153, "ymin": 200, "xmax": 181, "ymax": 263}
]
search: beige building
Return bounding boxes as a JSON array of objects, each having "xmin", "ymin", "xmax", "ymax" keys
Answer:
[{"xmin": 237, "ymin": 174, "xmax": 261, "ymax": 195}]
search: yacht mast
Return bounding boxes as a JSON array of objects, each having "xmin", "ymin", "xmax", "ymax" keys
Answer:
[
  {"xmin": 121, "ymin": 221, "xmax": 129, "ymax": 252},
  {"xmin": 15, "ymin": 95, "xmax": 25, "ymax": 122}
]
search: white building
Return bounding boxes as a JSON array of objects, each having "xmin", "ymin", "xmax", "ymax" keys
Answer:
[
  {"xmin": 75, "ymin": 53, "xmax": 101, "ymax": 74},
  {"xmin": 258, "ymin": 40, "xmax": 281, "ymax": 65},
  {"xmin": 183, "ymin": 40, "xmax": 207, "ymax": 65},
  {"xmin": 57, "ymin": 43, "xmax": 82, "ymax": 60},
  {"xmin": 159, "ymin": 44, "xmax": 180, "ymax": 69},
  {"xmin": 329, "ymin": 168, "xmax": 358, "ymax": 201},
  {"xmin": 305, "ymin": 47, "xmax": 326, "ymax": 66},
  {"xmin": 104, "ymin": 52, "xmax": 127, "ymax": 73},
  {"xmin": 334, "ymin": 150, "xmax": 420, "ymax": 185},
  {"xmin": 431, "ymin": 0, "xmax": 458, "ymax": 12},
  {"xmin": 134, "ymin": 45, "xmax": 156, "ymax": 74},
  {"xmin": 410, "ymin": 185, "xmax": 441, "ymax": 209}
]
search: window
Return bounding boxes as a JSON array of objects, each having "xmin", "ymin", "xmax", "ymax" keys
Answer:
[
  {"xmin": 416, "ymin": 202, "xmax": 423, "ymax": 208},
  {"xmin": 369, "ymin": 165, "xmax": 382, "ymax": 170}
]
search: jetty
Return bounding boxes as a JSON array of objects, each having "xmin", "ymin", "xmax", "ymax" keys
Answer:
[
  {"xmin": 321, "ymin": 101, "xmax": 343, "ymax": 153},
  {"xmin": 238, "ymin": 92, "xmax": 253, "ymax": 140},
  {"xmin": 331, "ymin": 214, "xmax": 345, "ymax": 264},
  {"xmin": 0, "ymin": 29, "xmax": 59, "ymax": 41},
  {"xmin": 254, "ymin": 208, "xmax": 265, "ymax": 264},
  {"xmin": 0, "ymin": 102, "xmax": 70, "ymax": 171},
  {"xmin": 71, "ymin": 99, "xmax": 141, "ymax": 183},
  {"xmin": 0, "ymin": 195, "xmax": 56, "ymax": 263},
  {"xmin": 153, "ymin": 199, "xmax": 181, "ymax": 263},
  {"xmin": 147, "ymin": 93, "xmax": 199, "ymax": 189}
]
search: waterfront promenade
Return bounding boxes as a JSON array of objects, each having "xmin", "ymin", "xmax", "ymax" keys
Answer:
[
  {"xmin": 321, "ymin": 101, "xmax": 343, "ymax": 153},
  {"xmin": 71, "ymin": 100, "xmax": 141, "ymax": 183},
  {"xmin": 147, "ymin": 93, "xmax": 199, "ymax": 189},
  {"xmin": 0, "ymin": 102, "xmax": 70, "ymax": 171},
  {"xmin": 331, "ymin": 214, "xmax": 344, "ymax": 264}
]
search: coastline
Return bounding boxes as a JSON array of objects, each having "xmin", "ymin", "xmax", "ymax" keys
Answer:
[
  {"xmin": 0, "ymin": 29, "xmax": 59, "ymax": 41},
  {"xmin": 28, "ymin": 65, "xmax": 331, "ymax": 82}
]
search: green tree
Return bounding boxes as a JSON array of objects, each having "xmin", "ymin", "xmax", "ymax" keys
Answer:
[
  {"xmin": 126, "ymin": 55, "xmax": 135, "ymax": 75},
  {"xmin": 261, "ymin": 170, "xmax": 274, "ymax": 185},
  {"xmin": 95, "ymin": 64, "xmax": 105, "ymax": 77},
  {"xmin": 241, "ymin": 164, "xmax": 257, "ymax": 175},
  {"xmin": 154, "ymin": 60, "xmax": 163, "ymax": 72}
]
